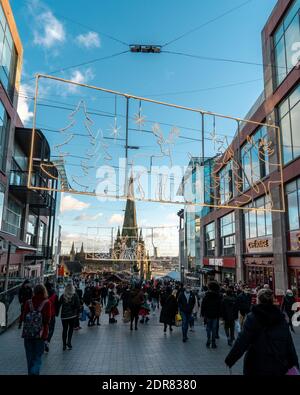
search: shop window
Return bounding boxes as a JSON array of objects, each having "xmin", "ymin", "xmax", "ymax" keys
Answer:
[
  {"xmin": 273, "ymin": 0, "xmax": 300, "ymax": 87},
  {"xmin": 204, "ymin": 222, "xmax": 215, "ymax": 257},
  {"xmin": 220, "ymin": 212, "xmax": 235, "ymax": 256},
  {"xmin": 286, "ymin": 178, "xmax": 300, "ymax": 231},
  {"xmin": 243, "ymin": 196, "xmax": 272, "ymax": 241}
]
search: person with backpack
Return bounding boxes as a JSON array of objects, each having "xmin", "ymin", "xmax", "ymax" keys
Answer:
[
  {"xmin": 57, "ymin": 282, "xmax": 80, "ymax": 350},
  {"xmin": 44, "ymin": 282, "xmax": 59, "ymax": 353},
  {"xmin": 225, "ymin": 288, "xmax": 299, "ymax": 375},
  {"xmin": 21, "ymin": 284, "xmax": 51, "ymax": 375}
]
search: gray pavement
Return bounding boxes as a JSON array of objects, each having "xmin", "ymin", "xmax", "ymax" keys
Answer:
[{"xmin": 0, "ymin": 311, "xmax": 299, "ymax": 375}]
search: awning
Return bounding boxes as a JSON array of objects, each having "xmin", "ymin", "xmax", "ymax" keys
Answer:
[
  {"xmin": 0, "ymin": 231, "xmax": 37, "ymax": 252},
  {"xmin": 199, "ymin": 267, "xmax": 217, "ymax": 274}
]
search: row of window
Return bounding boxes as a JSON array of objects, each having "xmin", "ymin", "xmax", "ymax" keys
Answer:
[
  {"xmin": 0, "ymin": 4, "xmax": 17, "ymax": 99},
  {"xmin": 204, "ymin": 175, "xmax": 300, "ymax": 256}
]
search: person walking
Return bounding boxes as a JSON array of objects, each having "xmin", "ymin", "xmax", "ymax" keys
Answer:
[
  {"xmin": 225, "ymin": 288, "xmax": 299, "ymax": 376},
  {"xmin": 121, "ymin": 286, "xmax": 131, "ymax": 317},
  {"xmin": 18, "ymin": 280, "xmax": 33, "ymax": 329},
  {"xmin": 221, "ymin": 286, "xmax": 238, "ymax": 346},
  {"xmin": 160, "ymin": 289, "xmax": 178, "ymax": 333},
  {"xmin": 281, "ymin": 289, "xmax": 296, "ymax": 333},
  {"xmin": 57, "ymin": 283, "xmax": 80, "ymax": 350},
  {"xmin": 21, "ymin": 284, "xmax": 50, "ymax": 375},
  {"xmin": 236, "ymin": 286, "xmax": 252, "ymax": 329},
  {"xmin": 105, "ymin": 289, "xmax": 119, "ymax": 323},
  {"xmin": 178, "ymin": 285, "xmax": 196, "ymax": 342},
  {"xmin": 128, "ymin": 284, "xmax": 144, "ymax": 330},
  {"xmin": 101, "ymin": 285, "xmax": 108, "ymax": 307},
  {"xmin": 44, "ymin": 282, "xmax": 59, "ymax": 353},
  {"xmin": 201, "ymin": 281, "xmax": 222, "ymax": 349}
]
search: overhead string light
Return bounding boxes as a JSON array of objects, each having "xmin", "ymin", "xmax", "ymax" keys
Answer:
[
  {"xmin": 108, "ymin": 95, "xmax": 121, "ymax": 141},
  {"xmin": 134, "ymin": 100, "xmax": 146, "ymax": 128}
]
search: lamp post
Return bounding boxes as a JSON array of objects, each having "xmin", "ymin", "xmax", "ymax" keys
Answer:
[{"xmin": 4, "ymin": 242, "xmax": 12, "ymax": 293}]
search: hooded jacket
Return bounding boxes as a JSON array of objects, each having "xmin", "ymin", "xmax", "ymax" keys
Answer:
[
  {"xmin": 201, "ymin": 290, "xmax": 222, "ymax": 319},
  {"xmin": 225, "ymin": 303, "xmax": 299, "ymax": 375}
]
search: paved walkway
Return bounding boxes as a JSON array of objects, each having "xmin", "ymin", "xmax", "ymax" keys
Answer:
[{"xmin": 1, "ymin": 310, "xmax": 300, "ymax": 375}]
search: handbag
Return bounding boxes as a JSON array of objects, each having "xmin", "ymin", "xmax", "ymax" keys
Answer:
[{"xmin": 175, "ymin": 313, "xmax": 182, "ymax": 327}]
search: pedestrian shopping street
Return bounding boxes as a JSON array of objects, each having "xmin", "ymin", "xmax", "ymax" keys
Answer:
[{"xmin": 0, "ymin": 310, "xmax": 300, "ymax": 375}]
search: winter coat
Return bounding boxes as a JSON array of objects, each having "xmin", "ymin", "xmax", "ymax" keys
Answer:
[
  {"xmin": 225, "ymin": 304, "xmax": 299, "ymax": 376},
  {"xmin": 201, "ymin": 291, "xmax": 222, "ymax": 319},
  {"xmin": 178, "ymin": 291, "xmax": 196, "ymax": 315},
  {"xmin": 236, "ymin": 292, "xmax": 252, "ymax": 316},
  {"xmin": 221, "ymin": 295, "xmax": 238, "ymax": 322},
  {"xmin": 128, "ymin": 289, "xmax": 144, "ymax": 309},
  {"xmin": 22, "ymin": 295, "xmax": 51, "ymax": 340},
  {"xmin": 160, "ymin": 295, "xmax": 178, "ymax": 325},
  {"xmin": 281, "ymin": 295, "xmax": 296, "ymax": 319},
  {"xmin": 105, "ymin": 291, "xmax": 118, "ymax": 313},
  {"xmin": 18, "ymin": 286, "xmax": 33, "ymax": 305},
  {"xmin": 58, "ymin": 293, "xmax": 80, "ymax": 320}
]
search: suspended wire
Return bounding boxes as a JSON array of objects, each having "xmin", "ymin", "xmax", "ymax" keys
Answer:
[
  {"xmin": 55, "ymin": 13, "xmax": 130, "ymax": 47},
  {"xmin": 22, "ymin": 50, "xmax": 130, "ymax": 83},
  {"xmin": 162, "ymin": 50, "xmax": 286, "ymax": 70},
  {"xmin": 162, "ymin": 0, "xmax": 254, "ymax": 48},
  {"xmin": 144, "ymin": 77, "xmax": 263, "ymax": 97}
]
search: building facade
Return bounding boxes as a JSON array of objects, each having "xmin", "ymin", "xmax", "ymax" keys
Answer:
[
  {"xmin": 0, "ymin": 0, "xmax": 58, "ymax": 291},
  {"xmin": 179, "ymin": 0, "xmax": 300, "ymax": 297}
]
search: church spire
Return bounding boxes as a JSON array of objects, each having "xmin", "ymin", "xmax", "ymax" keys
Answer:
[
  {"xmin": 70, "ymin": 242, "xmax": 75, "ymax": 261},
  {"xmin": 122, "ymin": 175, "xmax": 138, "ymax": 246}
]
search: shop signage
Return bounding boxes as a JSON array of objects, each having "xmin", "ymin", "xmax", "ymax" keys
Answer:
[
  {"xmin": 289, "ymin": 231, "xmax": 300, "ymax": 251},
  {"xmin": 209, "ymin": 258, "xmax": 223, "ymax": 267},
  {"xmin": 246, "ymin": 237, "xmax": 273, "ymax": 254}
]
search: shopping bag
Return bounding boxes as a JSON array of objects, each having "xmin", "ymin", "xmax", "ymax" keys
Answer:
[
  {"xmin": 175, "ymin": 313, "xmax": 182, "ymax": 327},
  {"xmin": 123, "ymin": 309, "xmax": 131, "ymax": 323},
  {"xmin": 80, "ymin": 309, "xmax": 87, "ymax": 322},
  {"xmin": 286, "ymin": 367, "xmax": 300, "ymax": 375}
]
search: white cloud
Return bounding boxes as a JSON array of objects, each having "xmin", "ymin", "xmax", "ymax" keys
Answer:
[
  {"xmin": 60, "ymin": 194, "xmax": 90, "ymax": 213},
  {"xmin": 109, "ymin": 214, "xmax": 124, "ymax": 225},
  {"xmin": 76, "ymin": 32, "xmax": 101, "ymax": 49},
  {"xmin": 68, "ymin": 68, "xmax": 94, "ymax": 92},
  {"xmin": 74, "ymin": 213, "xmax": 103, "ymax": 221},
  {"xmin": 33, "ymin": 10, "xmax": 65, "ymax": 48},
  {"xmin": 17, "ymin": 84, "xmax": 34, "ymax": 124}
]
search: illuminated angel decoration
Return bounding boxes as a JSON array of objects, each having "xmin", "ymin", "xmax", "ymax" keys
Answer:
[
  {"xmin": 134, "ymin": 100, "xmax": 146, "ymax": 128},
  {"xmin": 152, "ymin": 123, "xmax": 180, "ymax": 166}
]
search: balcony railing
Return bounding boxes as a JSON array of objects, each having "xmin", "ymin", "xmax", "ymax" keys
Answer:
[{"xmin": 9, "ymin": 170, "xmax": 55, "ymax": 209}]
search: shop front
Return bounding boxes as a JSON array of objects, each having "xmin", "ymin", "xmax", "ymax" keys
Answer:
[
  {"xmin": 203, "ymin": 257, "xmax": 236, "ymax": 284},
  {"xmin": 244, "ymin": 236, "xmax": 274, "ymax": 291},
  {"xmin": 287, "ymin": 229, "xmax": 300, "ymax": 297}
]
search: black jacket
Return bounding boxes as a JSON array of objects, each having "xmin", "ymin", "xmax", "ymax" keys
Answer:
[
  {"xmin": 281, "ymin": 295, "xmax": 296, "ymax": 319},
  {"xmin": 18, "ymin": 286, "xmax": 32, "ymax": 304},
  {"xmin": 201, "ymin": 291, "xmax": 222, "ymax": 319},
  {"xmin": 160, "ymin": 295, "xmax": 178, "ymax": 325},
  {"xmin": 58, "ymin": 294, "xmax": 80, "ymax": 320},
  {"xmin": 178, "ymin": 291, "xmax": 196, "ymax": 315},
  {"xmin": 236, "ymin": 292, "xmax": 252, "ymax": 316},
  {"xmin": 221, "ymin": 294, "xmax": 238, "ymax": 322},
  {"xmin": 225, "ymin": 304, "xmax": 299, "ymax": 376}
]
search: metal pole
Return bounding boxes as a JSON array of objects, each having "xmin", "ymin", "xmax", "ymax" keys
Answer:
[
  {"xmin": 124, "ymin": 97, "xmax": 130, "ymax": 196},
  {"xmin": 4, "ymin": 242, "xmax": 11, "ymax": 292},
  {"xmin": 201, "ymin": 113, "xmax": 205, "ymax": 165}
]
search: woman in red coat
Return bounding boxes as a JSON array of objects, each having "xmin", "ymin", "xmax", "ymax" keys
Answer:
[{"xmin": 22, "ymin": 284, "xmax": 51, "ymax": 375}]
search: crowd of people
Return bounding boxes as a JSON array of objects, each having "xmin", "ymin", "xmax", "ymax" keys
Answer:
[{"xmin": 17, "ymin": 276, "xmax": 300, "ymax": 376}]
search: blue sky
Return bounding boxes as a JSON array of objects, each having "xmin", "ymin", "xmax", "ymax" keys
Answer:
[{"xmin": 11, "ymin": 0, "xmax": 278, "ymax": 255}]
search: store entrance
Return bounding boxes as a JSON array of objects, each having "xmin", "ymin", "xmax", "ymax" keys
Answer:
[
  {"xmin": 245, "ymin": 265, "xmax": 274, "ymax": 291},
  {"xmin": 289, "ymin": 268, "xmax": 300, "ymax": 297}
]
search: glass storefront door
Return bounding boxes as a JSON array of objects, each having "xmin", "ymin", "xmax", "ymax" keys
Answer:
[{"xmin": 245, "ymin": 265, "xmax": 274, "ymax": 291}]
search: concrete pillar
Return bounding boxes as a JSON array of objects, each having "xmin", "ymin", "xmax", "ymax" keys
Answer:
[
  {"xmin": 235, "ymin": 209, "xmax": 244, "ymax": 283},
  {"xmin": 271, "ymin": 186, "xmax": 288, "ymax": 296}
]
